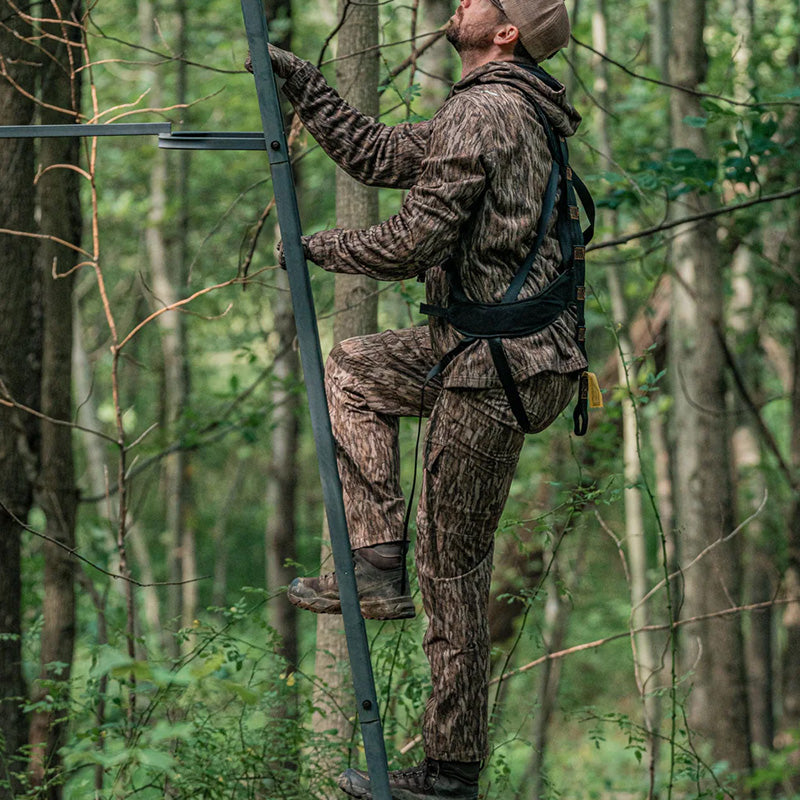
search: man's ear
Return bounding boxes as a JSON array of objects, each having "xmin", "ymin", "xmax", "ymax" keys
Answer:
[{"xmin": 493, "ymin": 23, "xmax": 519, "ymax": 48}]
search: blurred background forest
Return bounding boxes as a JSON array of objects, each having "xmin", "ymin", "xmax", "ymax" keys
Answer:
[{"xmin": 1, "ymin": 0, "xmax": 800, "ymax": 796}]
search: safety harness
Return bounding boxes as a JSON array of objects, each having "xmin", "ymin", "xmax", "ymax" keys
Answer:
[{"xmin": 420, "ymin": 66, "xmax": 598, "ymax": 436}]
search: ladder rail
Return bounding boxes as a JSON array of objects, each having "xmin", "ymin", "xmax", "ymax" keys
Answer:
[{"xmin": 239, "ymin": 0, "xmax": 393, "ymax": 796}]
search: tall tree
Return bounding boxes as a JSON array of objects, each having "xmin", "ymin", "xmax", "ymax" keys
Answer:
[
  {"xmin": 668, "ymin": 0, "xmax": 752, "ymax": 775},
  {"xmin": 0, "ymin": 5, "xmax": 37, "ymax": 793},
  {"xmin": 592, "ymin": 0, "xmax": 662, "ymax": 776},
  {"xmin": 138, "ymin": 0, "xmax": 193, "ymax": 653},
  {"xmin": 262, "ymin": 0, "xmax": 302, "ymax": 744},
  {"xmin": 27, "ymin": 0, "xmax": 82, "ymax": 793},
  {"xmin": 311, "ymin": 0, "xmax": 380, "ymax": 787},
  {"xmin": 418, "ymin": 0, "xmax": 454, "ymax": 107},
  {"xmin": 776, "ymin": 11, "xmax": 800, "ymax": 784},
  {"xmin": 785, "ymin": 285, "xmax": 800, "ymax": 777},
  {"xmin": 725, "ymin": 0, "xmax": 776, "ymax": 758}
]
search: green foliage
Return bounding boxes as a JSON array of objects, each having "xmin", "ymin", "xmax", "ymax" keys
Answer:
[
  {"xmin": 747, "ymin": 732, "xmax": 800, "ymax": 799},
  {"xmin": 3, "ymin": 595, "xmax": 358, "ymax": 799},
  {"xmin": 6, "ymin": 0, "xmax": 800, "ymax": 797}
]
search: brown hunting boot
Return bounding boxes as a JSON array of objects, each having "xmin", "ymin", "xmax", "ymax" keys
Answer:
[
  {"xmin": 286, "ymin": 543, "xmax": 415, "ymax": 620},
  {"xmin": 337, "ymin": 758, "xmax": 480, "ymax": 800}
]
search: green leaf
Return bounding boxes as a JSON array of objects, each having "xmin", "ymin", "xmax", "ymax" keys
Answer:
[
  {"xmin": 219, "ymin": 679, "xmax": 260, "ymax": 704},
  {"xmin": 683, "ymin": 115, "xmax": 708, "ymax": 128},
  {"xmin": 190, "ymin": 650, "xmax": 226, "ymax": 679},
  {"xmin": 90, "ymin": 646, "xmax": 134, "ymax": 679},
  {"xmin": 136, "ymin": 747, "xmax": 176, "ymax": 771}
]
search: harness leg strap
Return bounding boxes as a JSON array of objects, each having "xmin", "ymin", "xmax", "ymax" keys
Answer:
[{"xmin": 488, "ymin": 338, "xmax": 532, "ymax": 433}]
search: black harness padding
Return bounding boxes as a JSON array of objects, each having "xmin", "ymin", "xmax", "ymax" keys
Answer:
[{"xmin": 420, "ymin": 67, "xmax": 595, "ymax": 435}]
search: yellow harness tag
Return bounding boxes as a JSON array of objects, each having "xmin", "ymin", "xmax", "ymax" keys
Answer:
[{"xmin": 586, "ymin": 372, "xmax": 603, "ymax": 409}]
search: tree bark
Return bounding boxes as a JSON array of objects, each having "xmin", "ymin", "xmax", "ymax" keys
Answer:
[
  {"xmin": 669, "ymin": 0, "xmax": 752, "ymax": 775},
  {"xmin": 418, "ymin": 0, "xmax": 455, "ymax": 106},
  {"xmin": 781, "ymin": 294, "xmax": 800, "ymax": 778},
  {"xmin": 593, "ymin": 2, "xmax": 662, "ymax": 767},
  {"xmin": 0, "ymin": 5, "xmax": 38, "ymax": 793},
  {"xmin": 265, "ymin": 272, "xmax": 301, "ymax": 672},
  {"xmin": 727, "ymin": 13, "xmax": 775, "ymax": 741},
  {"xmin": 310, "ymin": 0, "xmax": 380, "ymax": 786},
  {"xmin": 27, "ymin": 1, "xmax": 82, "ymax": 794},
  {"xmin": 649, "ymin": 0, "xmax": 670, "ymax": 79},
  {"xmin": 138, "ymin": 0, "xmax": 193, "ymax": 652},
  {"xmin": 262, "ymin": 0, "xmax": 300, "ymax": 692},
  {"xmin": 773, "ymin": 11, "xmax": 800, "ymax": 783}
]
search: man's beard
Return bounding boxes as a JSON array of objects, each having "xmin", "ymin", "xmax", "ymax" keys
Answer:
[{"xmin": 445, "ymin": 14, "xmax": 496, "ymax": 53}]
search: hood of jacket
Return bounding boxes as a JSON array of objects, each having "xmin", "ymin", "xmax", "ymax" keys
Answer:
[{"xmin": 450, "ymin": 60, "xmax": 581, "ymax": 138}]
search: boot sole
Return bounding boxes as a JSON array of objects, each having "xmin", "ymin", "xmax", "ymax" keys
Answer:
[
  {"xmin": 337, "ymin": 769, "xmax": 478, "ymax": 800},
  {"xmin": 288, "ymin": 592, "xmax": 415, "ymax": 620}
]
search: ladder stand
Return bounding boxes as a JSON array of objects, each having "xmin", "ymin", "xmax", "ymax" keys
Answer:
[{"xmin": 1, "ymin": 0, "xmax": 393, "ymax": 795}]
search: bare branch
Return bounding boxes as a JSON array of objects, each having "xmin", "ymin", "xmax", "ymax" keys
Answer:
[
  {"xmin": 572, "ymin": 36, "xmax": 800, "ymax": 109},
  {"xmin": 634, "ymin": 490, "xmax": 768, "ymax": 612},
  {"xmin": 0, "ymin": 499, "xmax": 209, "ymax": 588},
  {"xmin": 495, "ymin": 595, "xmax": 796, "ymax": 686},
  {"xmin": 0, "ymin": 379, "xmax": 117, "ymax": 445},
  {"xmin": 716, "ymin": 329, "xmax": 799, "ymax": 491},
  {"xmin": 0, "ymin": 226, "xmax": 93, "ymax": 257},
  {"xmin": 588, "ymin": 187, "xmax": 800, "ymax": 253},
  {"xmin": 115, "ymin": 276, "xmax": 244, "ymax": 352}
]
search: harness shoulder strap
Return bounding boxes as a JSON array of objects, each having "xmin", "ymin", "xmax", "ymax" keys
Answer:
[
  {"xmin": 502, "ymin": 160, "xmax": 560, "ymax": 304},
  {"xmin": 418, "ymin": 90, "xmax": 596, "ymax": 436}
]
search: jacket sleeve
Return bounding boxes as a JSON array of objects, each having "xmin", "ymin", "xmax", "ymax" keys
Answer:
[
  {"xmin": 281, "ymin": 61, "xmax": 432, "ymax": 190},
  {"xmin": 303, "ymin": 94, "xmax": 487, "ymax": 281}
]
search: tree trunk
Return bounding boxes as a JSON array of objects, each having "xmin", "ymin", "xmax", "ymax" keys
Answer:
[
  {"xmin": 649, "ymin": 0, "xmax": 670, "ymax": 79},
  {"xmin": 311, "ymin": 0, "xmax": 380, "ymax": 786},
  {"xmin": 772, "ymin": 10, "xmax": 800, "ymax": 783},
  {"xmin": 728, "ymin": 257, "xmax": 774, "ymax": 755},
  {"xmin": 607, "ymin": 262, "xmax": 662, "ymax": 747},
  {"xmin": 138, "ymin": 0, "xmax": 193, "ymax": 652},
  {"xmin": 173, "ymin": 0, "xmax": 196, "ymax": 645},
  {"xmin": 669, "ymin": 0, "xmax": 752, "ymax": 775},
  {"xmin": 593, "ymin": 1, "xmax": 662, "ymax": 770},
  {"xmin": 781, "ymin": 296, "xmax": 800, "ymax": 780},
  {"xmin": 418, "ymin": 0, "xmax": 455, "ymax": 106},
  {"xmin": 515, "ymin": 445, "xmax": 581, "ymax": 800},
  {"xmin": 262, "ymin": 0, "xmax": 300, "ymax": 690},
  {"xmin": 265, "ymin": 271, "xmax": 301, "ymax": 671},
  {"xmin": 525, "ymin": 546, "xmax": 581, "ymax": 800},
  {"xmin": 0, "ymin": 5, "xmax": 38, "ymax": 793},
  {"xmin": 27, "ymin": 2, "xmax": 82, "ymax": 794}
]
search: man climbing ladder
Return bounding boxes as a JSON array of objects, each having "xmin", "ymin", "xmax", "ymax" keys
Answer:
[{"xmin": 252, "ymin": 0, "xmax": 593, "ymax": 795}]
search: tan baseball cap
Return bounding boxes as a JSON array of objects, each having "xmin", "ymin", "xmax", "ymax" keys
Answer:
[{"xmin": 501, "ymin": 0, "xmax": 570, "ymax": 61}]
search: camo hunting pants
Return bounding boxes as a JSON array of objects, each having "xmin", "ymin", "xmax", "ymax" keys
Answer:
[{"xmin": 324, "ymin": 326, "xmax": 577, "ymax": 762}]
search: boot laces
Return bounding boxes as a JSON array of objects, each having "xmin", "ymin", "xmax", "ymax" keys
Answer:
[{"xmin": 390, "ymin": 759, "xmax": 438, "ymax": 790}]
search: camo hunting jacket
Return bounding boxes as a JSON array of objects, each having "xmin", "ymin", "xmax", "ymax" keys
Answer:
[{"xmin": 280, "ymin": 56, "xmax": 588, "ymax": 388}]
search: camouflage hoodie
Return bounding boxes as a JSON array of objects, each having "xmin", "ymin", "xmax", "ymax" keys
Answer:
[{"xmin": 279, "ymin": 55, "xmax": 588, "ymax": 388}]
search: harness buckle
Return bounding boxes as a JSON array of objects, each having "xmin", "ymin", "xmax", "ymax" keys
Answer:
[
  {"xmin": 574, "ymin": 245, "xmax": 585, "ymax": 261},
  {"xmin": 576, "ymin": 285, "xmax": 585, "ymax": 301}
]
